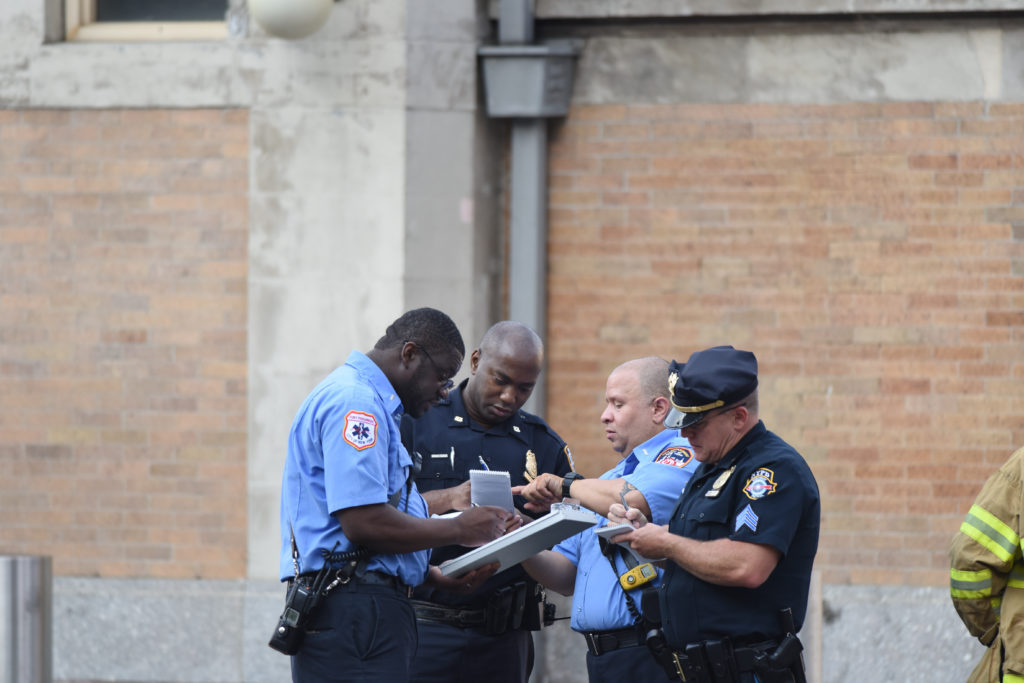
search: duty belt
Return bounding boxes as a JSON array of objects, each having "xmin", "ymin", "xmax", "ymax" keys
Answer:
[
  {"xmin": 583, "ymin": 627, "xmax": 644, "ymax": 656},
  {"xmin": 669, "ymin": 639, "xmax": 781, "ymax": 683},
  {"xmin": 411, "ymin": 600, "xmax": 487, "ymax": 628},
  {"xmin": 297, "ymin": 570, "xmax": 413, "ymax": 598}
]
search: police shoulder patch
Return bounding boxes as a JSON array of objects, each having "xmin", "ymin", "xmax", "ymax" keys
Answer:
[
  {"xmin": 743, "ymin": 468, "xmax": 778, "ymax": 500},
  {"xmin": 564, "ymin": 445, "xmax": 577, "ymax": 473},
  {"xmin": 653, "ymin": 446, "xmax": 694, "ymax": 469},
  {"xmin": 343, "ymin": 410, "xmax": 378, "ymax": 451}
]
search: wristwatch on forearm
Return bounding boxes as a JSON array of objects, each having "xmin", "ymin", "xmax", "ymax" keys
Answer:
[{"xmin": 561, "ymin": 472, "xmax": 585, "ymax": 499}]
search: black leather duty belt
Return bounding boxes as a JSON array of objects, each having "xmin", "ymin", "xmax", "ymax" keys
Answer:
[
  {"xmin": 583, "ymin": 627, "xmax": 644, "ymax": 656},
  {"xmin": 411, "ymin": 599, "xmax": 487, "ymax": 628},
  {"xmin": 296, "ymin": 570, "xmax": 413, "ymax": 598}
]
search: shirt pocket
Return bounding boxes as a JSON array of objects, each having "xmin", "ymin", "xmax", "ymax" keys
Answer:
[
  {"xmin": 687, "ymin": 500, "xmax": 732, "ymax": 541},
  {"xmin": 414, "ymin": 450, "xmax": 463, "ymax": 490}
]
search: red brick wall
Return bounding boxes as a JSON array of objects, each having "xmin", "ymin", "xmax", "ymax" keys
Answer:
[
  {"xmin": 0, "ymin": 109, "xmax": 248, "ymax": 579},
  {"xmin": 544, "ymin": 101, "xmax": 1024, "ymax": 586}
]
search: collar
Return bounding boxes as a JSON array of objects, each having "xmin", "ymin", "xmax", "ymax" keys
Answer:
[
  {"xmin": 705, "ymin": 420, "xmax": 768, "ymax": 475},
  {"xmin": 345, "ymin": 350, "xmax": 404, "ymax": 419},
  {"xmin": 627, "ymin": 429, "xmax": 679, "ymax": 466},
  {"xmin": 446, "ymin": 380, "xmax": 531, "ymax": 443}
]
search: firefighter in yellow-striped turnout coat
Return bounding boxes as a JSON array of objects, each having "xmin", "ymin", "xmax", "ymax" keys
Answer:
[{"xmin": 950, "ymin": 445, "xmax": 1024, "ymax": 683}]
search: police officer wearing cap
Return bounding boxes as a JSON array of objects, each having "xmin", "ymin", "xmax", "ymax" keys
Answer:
[
  {"xmin": 401, "ymin": 321, "xmax": 574, "ymax": 683},
  {"xmin": 609, "ymin": 346, "xmax": 820, "ymax": 683}
]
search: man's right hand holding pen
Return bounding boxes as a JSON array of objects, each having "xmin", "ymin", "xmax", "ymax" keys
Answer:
[{"xmin": 606, "ymin": 501, "xmax": 674, "ymax": 561}]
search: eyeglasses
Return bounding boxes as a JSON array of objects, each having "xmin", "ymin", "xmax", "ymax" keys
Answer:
[
  {"xmin": 413, "ymin": 343, "xmax": 455, "ymax": 391},
  {"xmin": 682, "ymin": 401, "xmax": 747, "ymax": 434}
]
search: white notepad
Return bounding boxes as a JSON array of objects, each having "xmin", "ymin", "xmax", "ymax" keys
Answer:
[
  {"xmin": 469, "ymin": 469, "xmax": 514, "ymax": 512},
  {"xmin": 439, "ymin": 502, "xmax": 597, "ymax": 577}
]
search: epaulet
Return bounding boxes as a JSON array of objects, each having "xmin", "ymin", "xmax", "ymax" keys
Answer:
[{"xmin": 518, "ymin": 411, "xmax": 566, "ymax": 443}]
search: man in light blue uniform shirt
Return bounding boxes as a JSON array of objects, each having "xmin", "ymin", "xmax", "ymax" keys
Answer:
[
  {"xmin": 279, "ymin": 308, "xmax": 515, "ymax": 682},
  {"xmin": 516, "ymin": 357, "xmax": 698, "ymax": 682}
]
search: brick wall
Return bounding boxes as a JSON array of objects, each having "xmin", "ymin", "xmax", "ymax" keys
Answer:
[
  {"xmin": 0, "ymin": 109, "xmax": 248, "ymax": 579},
  {"xmin": 544, "ymin": 101, "xmax": 1024, "ymax": 587}
]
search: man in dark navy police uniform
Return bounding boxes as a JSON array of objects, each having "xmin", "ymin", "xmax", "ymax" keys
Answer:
[
  {"xmin": 401, "ymin": 320, "xmax": 574, "ymax": 683},
  {"xmin": 609, "ymin": 346, "xmax": 820, "ymax": 683}
]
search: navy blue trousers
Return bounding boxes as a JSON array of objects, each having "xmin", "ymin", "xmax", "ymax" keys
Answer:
[
  {"xmin": 409, "ymin": 619, "xmax": 533, "ymax": 683},
  {"xmin": 291, "ymin": 583, "xmax": 416, "ymax": 683}
]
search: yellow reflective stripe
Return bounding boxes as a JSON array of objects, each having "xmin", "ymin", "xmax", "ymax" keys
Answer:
[
  {"xmin": 993, "ymin": 595, "xmax": 1002, "ymax": 618},
  {"xmin": 962, "ymin": 505, "xmax": 1019, "ymax": 564},
  {"xmin": 951, "ymin": 568, "xmax": 993, "ymax": 598},
  {"xmin": 1009, "ymin": 564, "xmax": 1024, "ymax": 590},
  {"xmin": 1003, "ymin": 672, "xmax": 1024, "ymax": 683}
]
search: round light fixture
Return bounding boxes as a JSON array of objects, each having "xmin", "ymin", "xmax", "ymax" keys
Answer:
[{"xmin": 249, "ymin": 0, "xmax": 333, "ymax": 40}]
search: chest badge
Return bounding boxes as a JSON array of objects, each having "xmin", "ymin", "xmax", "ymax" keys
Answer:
[
  {"xmin": 743, "ymin": 468, "xmax": 778, "ymax": 500},
  {"xmin": 524, "ymin": 450, "xmax": 537, "ymax": 482},
  {"xmin": 705, "ymin": 466, "xmax": 735, "ymax": 498}
]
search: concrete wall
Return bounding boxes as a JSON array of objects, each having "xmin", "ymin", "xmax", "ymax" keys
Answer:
[{"xmin": 3, "ymin": 0, "xmax": 1021, "ymax": 680}]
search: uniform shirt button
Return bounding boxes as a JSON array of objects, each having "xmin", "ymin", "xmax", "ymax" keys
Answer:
[{"xmin": 698, "ymin": 512, "xmax": 704, "ymax": 519}]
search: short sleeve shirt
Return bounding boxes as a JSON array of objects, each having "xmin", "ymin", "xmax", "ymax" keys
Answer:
[
  {"xmin": 659, "ymin": 422, "xmax": 820, "ymax": 648},
  {"xmin": 553, "ymin": 430, "xmax": 699, "ymax": 632},
  {"xmin": 279, "ymin": 350, "xmax": 430, "ymax": 586}
]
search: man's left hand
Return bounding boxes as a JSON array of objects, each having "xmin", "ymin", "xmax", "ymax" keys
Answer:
[{"xmin": 426, "ymin": 562, "xmax": 500, "ymax": 593}]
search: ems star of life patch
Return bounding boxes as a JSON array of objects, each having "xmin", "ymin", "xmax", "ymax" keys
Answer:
[
  {"xmin": 735, "ymin": 504, "xmax": 759, "ymax": 533},
  {"xmin": 343, "ymin": 410, "xmax": 378, "ymax": 450},
  {"xmin": 743, "ymin": 468, "xmax": 778, "ymax": 500},
  {"xmin": 653, "ymin": 446, "xmax": 694, "ymax": 469}
]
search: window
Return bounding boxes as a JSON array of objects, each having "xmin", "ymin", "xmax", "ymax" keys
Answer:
[{"xmin": 66, "ymin": 0, "xmax": 228, "ymax": 41}]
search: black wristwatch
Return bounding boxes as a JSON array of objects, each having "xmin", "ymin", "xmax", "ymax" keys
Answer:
[{"xmin": 561, "ymin": 472, "xmax": 585, "ymax": 499}]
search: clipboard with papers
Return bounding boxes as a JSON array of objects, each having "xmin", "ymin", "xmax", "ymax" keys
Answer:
[{"xmin": 438, "ymin": 502, "xmax": 597, "ymax": 577}]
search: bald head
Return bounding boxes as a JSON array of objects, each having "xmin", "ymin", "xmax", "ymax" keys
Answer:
[
  {"xmin": 478, "ymin": 321, "xmax": 543, "ymax": 360},
  {"xmin": 464, "ymin": 321, "xmax": 544, "ymax": 429},
  {"xmin": 601, "ymin": 357, "xmax": 672, "ymax": 456},
  {"xmin": 613, "ymin": 357, "xmax": 670, "ymax": 403}
]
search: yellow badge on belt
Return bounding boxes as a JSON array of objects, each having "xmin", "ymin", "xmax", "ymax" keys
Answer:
[
  {"xmin": 706, "ymin": 466, "xmax": 735, "ymax": 498},
  {"xmin": 524, "ymin": 450, "xmax": 537, "ymax": 482}
]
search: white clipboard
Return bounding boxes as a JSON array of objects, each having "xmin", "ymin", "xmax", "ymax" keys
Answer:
[{"xmin": 438, "ymin": 502, "xmax": 597, "ymax": 577}]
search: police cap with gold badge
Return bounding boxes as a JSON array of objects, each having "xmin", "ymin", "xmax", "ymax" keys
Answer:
[{"xmin": 664, "ymin": 345, "xmax": 758, "ymax": 430}]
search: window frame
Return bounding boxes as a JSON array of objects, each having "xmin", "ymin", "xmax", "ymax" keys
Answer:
[{"xmin": 65, "ymin": 0, "xmax": 227, "ymax": 42}]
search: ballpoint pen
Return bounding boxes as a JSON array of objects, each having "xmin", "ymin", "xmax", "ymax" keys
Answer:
[{"xmin": 478, "ymin": 455, "xmax": 490, "ymax": 471}]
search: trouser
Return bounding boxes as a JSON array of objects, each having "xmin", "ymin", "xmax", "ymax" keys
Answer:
[
  {"xmin": 585, "ymin": 645, "xmax": 675, "ymax": 683},
  {"xmin": 291, "ymin": 582, "xmax": 416, "ymax": 683},
  {"xmin": 409, "ymin": 619, "xmax": 534, "ymax": 683}
]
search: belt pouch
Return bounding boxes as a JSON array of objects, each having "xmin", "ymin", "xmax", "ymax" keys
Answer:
[
  {"xmin": 684, "ymin": 642, "xmax": 713, "ymax": 683},
  {"xmin": 510, "ymin": 582, "xmax": 527, "ymax": 630},
  {"xmin": 484, "ymin": 586, "xmax": 513, "ymax": 636},
  {"xmin": 703, "ymin": 640, "xmax": 736, "ymax": 683},
  {"xmin": 520, "ymin": 583, "xmax": 544, "ymax": 631}
]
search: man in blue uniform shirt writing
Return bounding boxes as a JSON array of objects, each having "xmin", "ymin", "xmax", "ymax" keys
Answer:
[
  {"xmin": 608, "ymin": 346, "xmax": 820, "ymax": 683},
  {"xmin": 401, "ymin": 320, "xmax": 574, "ymax": 683},
  {"xmin": 278, "ymin": 308, "xmax": 517, "ymax": 682},
  {"xmin": 513, "ymin": 357, "xmax": 699, "ymax": 683}
]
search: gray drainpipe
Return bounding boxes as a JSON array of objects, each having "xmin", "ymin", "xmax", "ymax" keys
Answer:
[{"xmin": 479, "ymin": 0, "xmax": 580, "ymax": 417}]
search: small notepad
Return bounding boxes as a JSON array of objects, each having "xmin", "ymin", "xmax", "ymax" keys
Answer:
[{"xmin": 469, "ymin": 469, "xmax": 514, "ymax": 512}]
